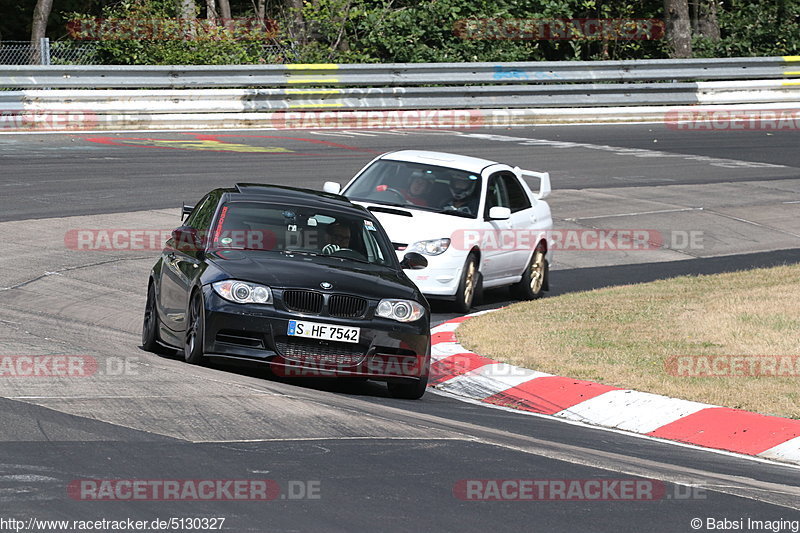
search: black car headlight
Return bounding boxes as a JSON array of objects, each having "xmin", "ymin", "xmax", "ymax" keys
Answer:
[
  {"xmin": 212, "ymin": 280, "xmax": 273, "ymax": 304},
  {"xmin": 376, "ymin": 299, "xmax": 425, "ymax": 322},
  {"xmin": 407, "ymin": 238, "xmax": 450, "ymax": 256}
]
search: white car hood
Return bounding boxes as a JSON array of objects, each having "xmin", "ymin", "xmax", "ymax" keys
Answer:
[{"xmin": 354, "ymin": 202, "xmax": 474, "ymax": 245}]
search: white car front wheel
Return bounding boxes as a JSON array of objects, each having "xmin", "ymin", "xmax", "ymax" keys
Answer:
[{"xmin": 453, "ymin": 254, "xmax": 481, "ymax": 313}]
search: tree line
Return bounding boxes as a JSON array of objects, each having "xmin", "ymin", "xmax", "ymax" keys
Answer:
[{"xmin": 3, "ymin": 0, "xmax": 797, "ymax": 64}]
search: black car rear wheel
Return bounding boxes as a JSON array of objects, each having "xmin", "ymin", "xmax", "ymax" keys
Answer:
[
  {"xmin": 184, "ymin": 291, "xmax": 206, "ymax": 364},
  {"xmin": 142, "ymin": 283, "xmax": 170, "ymax": 354},
  {"xmin": 387, "ymin": 374, "xmax": 428, "ymax": 400}
]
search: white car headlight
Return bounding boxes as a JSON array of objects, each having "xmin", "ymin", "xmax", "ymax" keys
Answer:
[
  {"xmin": 408, "ymin": 238, "xmax": 450, "ymax": 256},
  {"xmin": 212, "ymin": 280, "xmax": 273, "ymax": 304},
  {"xmin": 376, "ymin": 299, "xmax": 425, "ymax": 322}
]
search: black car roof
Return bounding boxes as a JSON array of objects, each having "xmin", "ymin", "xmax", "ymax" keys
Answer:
[{"xmin": 223, "ymin": 183, "xmax": 364, "ymax": 213}]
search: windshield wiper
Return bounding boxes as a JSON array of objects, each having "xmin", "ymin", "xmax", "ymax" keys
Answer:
[
  {"xmin": 285, "ymin": 249, "xmax": 383, "ymax": 266},
  {"xmin": 213, "ymin": 246, "xmax": 275, "ymax": 252},
  {"xmin": 283, "ymin": 250, "xmax": 323, "ymax": 257},
  {"xmin": 436, "ymin": 210, "xmax": 475, "ymax": 218},
  {"xmin": 336, "ymin": 256, "xmax": 373, "ymax": 265},
  {"xmin": 349, "ymin": 197, "xmax": 407, "ymax": 209}
]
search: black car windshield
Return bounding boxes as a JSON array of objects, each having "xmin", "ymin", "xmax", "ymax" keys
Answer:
[
  {"xmin": 209, "ymin": 202, "xmax": 395, "ymax": 266},
  {"xmin": 345, "ymin": 160, "xmax": 482, "ymax": 219}
]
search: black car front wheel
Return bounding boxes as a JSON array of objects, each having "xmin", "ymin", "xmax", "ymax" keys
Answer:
[
  {"xmin": 387, "ymin": 374, "xmax": 428, "ymax": 400},
  {"xmin": 184, "ymin": 291, "xmax": 206, "ymax": 364}
]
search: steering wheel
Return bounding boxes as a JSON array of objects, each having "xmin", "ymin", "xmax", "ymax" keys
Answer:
[
  {"xmin": 443, "ymin": 203, "xmax": 473, "ymax": 216},
  {"xmin": 374, "ymin": 186, "xmax": 407, "ymax": 204},
  {"xmin": 329, "ymin": 248, "xmax": 367, "ymax": 261}
]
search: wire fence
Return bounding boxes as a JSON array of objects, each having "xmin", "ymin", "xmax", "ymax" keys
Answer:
[
  {"xmin": 0, "ymin": 38, "xmax": 296, "ymax": 65},
  {"xmin": 0, "ymin": 39, "xmax": 100, "ymax": 65}
]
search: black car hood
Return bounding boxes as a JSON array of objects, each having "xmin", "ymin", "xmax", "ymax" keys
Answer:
[{"xmin": 204, "ymin": 250, "xmax": 418, "ymax": 300}]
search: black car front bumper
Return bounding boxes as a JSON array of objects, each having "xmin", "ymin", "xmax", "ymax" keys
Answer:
[{"xmin": 201, "ymin": 287, "xmax": 430, "ymax": 381}]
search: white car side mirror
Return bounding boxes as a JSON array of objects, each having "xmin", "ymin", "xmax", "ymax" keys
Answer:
[
  {"xmin": 488, "ymin": 206, "xmax": 511, "ymax": 220},
  {"xmin": 323, "ymin": 181, "xmax": 341, "ymax": 194}
]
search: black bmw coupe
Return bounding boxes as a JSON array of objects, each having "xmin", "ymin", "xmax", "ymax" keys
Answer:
[{"xmin": 142, "ymin": 184, "xmax": 431, "ymax": 399}]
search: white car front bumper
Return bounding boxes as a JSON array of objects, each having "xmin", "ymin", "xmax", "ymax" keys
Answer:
[{"xmin": 396, "ymin": 250, "xmax": 465, "ymax": 299}]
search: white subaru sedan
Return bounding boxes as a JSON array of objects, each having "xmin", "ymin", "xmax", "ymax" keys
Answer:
[{"xmin": 324, "ymin": 150, "xmax": 553, "ymax": 312}]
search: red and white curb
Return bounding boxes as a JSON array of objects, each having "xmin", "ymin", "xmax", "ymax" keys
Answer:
[{"xmin": 429, "ymin": 311, "xmax": 800, "ymax": 466}]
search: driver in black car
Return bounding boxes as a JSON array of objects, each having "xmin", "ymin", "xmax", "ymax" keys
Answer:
[
  {"xmin": 321, "ymin": 221, "xmax": 352, "ymax": 254},
  {"xmin": 441, "ymin": 174, "xmax": 480, "ymax": 216}
]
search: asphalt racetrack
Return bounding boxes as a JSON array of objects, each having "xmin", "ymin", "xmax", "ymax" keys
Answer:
[{"xmin": 0, "ymin": 124, "xmax": 798, "ymax": 531}]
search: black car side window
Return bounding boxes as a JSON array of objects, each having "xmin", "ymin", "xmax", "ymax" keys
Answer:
[
  {"xmin": 185, "ymin": 193, "xmax": 218, "ymax": 232},
  {"xmin": 184, "ymin": 194, "xmax": 210, "ymax": 229},
  {"xmin": 501, "ymin": 174, "xmax": 532, "ymax": 213}
]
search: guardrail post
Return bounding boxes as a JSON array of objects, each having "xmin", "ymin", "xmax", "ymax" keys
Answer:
[{"xmin": 39, "ymin": 37, "xmax": 51, "ymax": 66}]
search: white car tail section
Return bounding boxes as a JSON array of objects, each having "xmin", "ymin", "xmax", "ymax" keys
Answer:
[{"xmin": 516, "ymin": 167, "xmax": 551, "ymax": 200}]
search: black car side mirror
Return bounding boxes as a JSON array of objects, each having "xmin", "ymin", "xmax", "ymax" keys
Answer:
[
  {"xmin": 171, "ymin": 227, "xmax": 205, "ymax": 252},
  {"xmin": 400, "ymin": 252, "xmax": 428, "ymax": 270}
]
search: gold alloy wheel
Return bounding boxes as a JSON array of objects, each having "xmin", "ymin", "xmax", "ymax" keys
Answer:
[
  {"xmin": 463, "ymin": 259, "xmax": 477, "ymax": 306},
  {"xmin": 529, "ymin": 249, "xmax": 545, "ymax": 294}
]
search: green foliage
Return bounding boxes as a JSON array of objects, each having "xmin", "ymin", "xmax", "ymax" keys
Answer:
[
  {"xmin": 63, "ymin": 0, "xmax": 291, "ymax": 65},
  {"xmin": 693, "ymin": 0, "xmax": 800, "ymax": 57},
  {"xmin": 25, "ymin": 0, "xmax": 798, "ymax": 63},
  {"xmin": 293, "ymin": 0, "xmax": 670, "ymax": 63}
]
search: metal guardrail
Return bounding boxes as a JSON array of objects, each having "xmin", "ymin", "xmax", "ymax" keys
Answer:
[
  {"xmin": 2, "ymin": 56, "xmax": 800, "ymax": 88},
  {"xmin": 0, "ymin": 83, "xmax": 741, "ymax": 110},
  {"xmin": 1, "ymin": 56, "xmax": 799, "ymax": 131}
]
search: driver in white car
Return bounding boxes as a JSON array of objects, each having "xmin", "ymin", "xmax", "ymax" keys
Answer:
[{"xmin": 441, "ymin": 174, "xmax": 480, "ymax": 216}]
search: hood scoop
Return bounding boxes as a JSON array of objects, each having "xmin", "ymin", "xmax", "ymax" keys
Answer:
[{"xmin": 367, "ymin": 205, "xmax": 413, "ymax": 217}]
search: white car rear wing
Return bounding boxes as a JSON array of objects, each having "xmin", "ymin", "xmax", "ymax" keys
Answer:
[{"xmin": 515, "ymin": 167, "xmax": 551, "ymax": 200}]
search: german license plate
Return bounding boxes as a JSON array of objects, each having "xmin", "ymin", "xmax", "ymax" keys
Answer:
[{"xmin": 287, "ymin": 320, "xmax": 360, "ymax": 343}]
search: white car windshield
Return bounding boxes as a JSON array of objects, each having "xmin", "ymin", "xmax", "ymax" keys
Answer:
[{"xmin": 345, "ymin": 160, "xmax": 482, "ymax": 218}]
